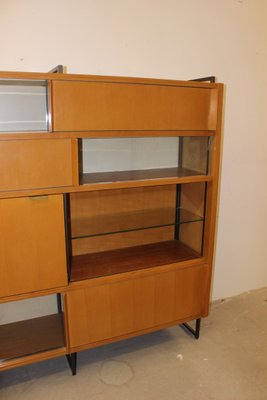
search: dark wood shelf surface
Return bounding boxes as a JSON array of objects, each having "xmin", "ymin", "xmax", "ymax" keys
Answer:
[
  {"xmin": 81, "ymin": 167, "xmax": 205, "ymax": 185},
  {"xmin": 71, "ymin": 240, "xmax": 200, "ymax": 281},
  {"xmin": 0, "ymin": 314, "xmax": 65, "ymax": 362}
]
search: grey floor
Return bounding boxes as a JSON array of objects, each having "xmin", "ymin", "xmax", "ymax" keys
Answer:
[{"xmin": 1, "ymin": 287, "xmax": 267, "ymax": 400}]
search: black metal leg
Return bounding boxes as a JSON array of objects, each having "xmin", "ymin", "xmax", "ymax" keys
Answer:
[
  {"xmin": 66, "ymin": 353, "xmax": 77, "ymax": 375},
  {"xmin": 56, "ymin": 293, "xmax": 63, "ymax": 314},
  {"xmin": 181, "ymin": 318, "xmax": 201, "ymax": 339}
]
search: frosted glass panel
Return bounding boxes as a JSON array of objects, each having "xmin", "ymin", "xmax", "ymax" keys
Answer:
[
  {"xmin": 0, "ymin": 80, "xmax": 48, "ymax": 132},
  {"xmin": 82, "ymin": 137, "xmax": 180, "ymax": 173}
]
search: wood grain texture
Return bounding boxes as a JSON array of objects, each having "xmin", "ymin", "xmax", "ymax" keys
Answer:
[
  {"xmin": 0, "ymin": 285, "xmax": 67, "ymax": 304},
  {"xmin": 70, "ymin": 186, "xmax": 176, "ymax": 237},
  {"xmin": 0, "ymin": 130, "xmax": 215, "ymax": 141},
  {"xmin": 0, "ymin": 314, "xmax": 65, "ymax": 362},
  {"xmin": 0, "ymin": 195, "xmax": 67, "ymax": 298},
  {"xmin": 0, "ymin": 139, "xmax": 74, "ymax": 192},
  {"xmin": 72, "ymin": 226, "xmax": 175, "ymax": 256},
  {"xmin": 79, "ymin": 172, "xmax": 211, "ymax": 192},
  {"xmin": 71, "ymin": 240, "xmax": 200, "ymax": 281},
  {"xmin": 80, "ymin": 167, "xmax": 206, "ymax": 185},
  {"xmin": 70, "ymin": 186, "xmax": 176, "ymax": 255},
  {"xmin": 66, "ymin": 264, "xmax": 204, "ymax": 349},
  {"xmin": 52, "ymin": 80, "xmax": 217, "ymax": 132},
  {"xmin": 201, "ymin": 84, "xmax": 224, "ymax": 315},
  {"xmin": 0, "ymin": 347, "xmax": 67, "ymax": 372},
  {"xmin": 0, "ymin": 70, "xmax": 218, "ymax": 88}
]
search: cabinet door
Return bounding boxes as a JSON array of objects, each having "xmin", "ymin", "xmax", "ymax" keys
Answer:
[
  {"xmin": 65, "ymin": 265, "xmax": 204, "ymax": 350},
  {"xmin": 52, "ymin": 80, "xmax": 217, "ymax": 131},
  {"xmin": 0, "ymin": 195, "xmax": 67, "ymax": 298},
  {"xmin": 0, "ymin": 139, "xmax": 74, "ymax": 192}
]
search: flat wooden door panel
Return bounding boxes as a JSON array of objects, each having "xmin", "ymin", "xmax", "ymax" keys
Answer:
[
  {"xmin": 66, "ymin": 265, "xmax": 203, "ymax": 349},
  {"xmin": 52, "ymin": 80, "xmax": 217, "ymax": 131},
  {"xmin": 0, "ymin": 195, "xmax": 67, "ymax": 298},
  {"xmin": 0, "ymin": 139, "xmax": 73, "ymax": 192}
]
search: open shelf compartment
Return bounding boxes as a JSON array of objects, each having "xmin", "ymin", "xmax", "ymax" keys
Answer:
[
  {"xmin": 68, "ymin": 182, "xmax": 206, "ymax": 280},
  {"xmin": 0, "ymin": 314, "xmax": 65, "ymax": 363},
  {"xmin": 0, "ymin": 294, "xmax": 66, "ymax": 367},
  {"xmin": 79, "ymin": 136, "xmax": 211, "ymax": 186}
]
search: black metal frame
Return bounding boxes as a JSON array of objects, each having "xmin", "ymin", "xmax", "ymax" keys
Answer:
[
  {"xmin": 181, "ymin": 318, "xmax": 201, "ymax": 339},
  {"xmin": 66, "ymin": 353, "xmax": 77, "ymax": 375},
  {"xmin": 63, "ymin": 194, "xmax": 72, "ymax": 281},
  {"xmin": 174, "ymin": 184, "xmax": 181, "ymax": 240},
  {"xmin": 48, "ymin": 65, "xmax": 64, "ymax": 74},
  {"xmin": 190, "ymin": 76, "xmax": 215, "ymax": 83},
  {"xmin": 56, "ymin": 293, "xmax": 63, "ymax": 314}
]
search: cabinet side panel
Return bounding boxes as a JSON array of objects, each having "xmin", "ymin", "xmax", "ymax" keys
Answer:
[
  {"xmin": 52, "ymin": 81, "xmax": 217, "ymax": 131},
  {"xmin": 0, "ymin": 195, "xmax": 67, "ymax": 298}
]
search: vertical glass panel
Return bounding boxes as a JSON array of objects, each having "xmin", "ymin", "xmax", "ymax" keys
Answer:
[{"xmin": 0, "ymin": 80, "xmax": 48, "ymax": 132}]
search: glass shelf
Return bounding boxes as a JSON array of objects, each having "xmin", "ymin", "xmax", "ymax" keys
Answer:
[{"xmin": 71, "ymin": 208, "xmax": 203, "ymax": 239}]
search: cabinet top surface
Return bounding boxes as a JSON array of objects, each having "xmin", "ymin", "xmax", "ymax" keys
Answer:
[{"xmin": 0, "ymin": 70, "xmax": 221, "ymax": 89}]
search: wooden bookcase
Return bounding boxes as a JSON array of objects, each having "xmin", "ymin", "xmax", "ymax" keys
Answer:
[{"xmin": 0, "ymin": 71, "xmax": 223, "ymax": 375}]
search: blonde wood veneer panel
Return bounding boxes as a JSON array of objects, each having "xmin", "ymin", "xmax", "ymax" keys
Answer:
[
  {"xmin": 0, "ymin": 139, "xmax": 73, "ymax": 192},
  {"xmin": 0, "ymin": 195, "xmax": 67, "ymax": 297},
  {"xmin": 52, "ymin": 81, "xmax": 217, "ymax": 131},
  {"xmin": 66, "ymin": 265, "xmax": 203, "ymax": 348}
]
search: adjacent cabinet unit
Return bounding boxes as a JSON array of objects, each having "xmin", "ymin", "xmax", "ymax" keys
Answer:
[{"xmin": 0, "ymin": 70, "xmax": 223, "ymax": 375}]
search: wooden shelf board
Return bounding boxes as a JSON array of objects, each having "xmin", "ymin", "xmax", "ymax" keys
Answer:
[
  {"xmin": 0, "ymin": 314, "xmax": 65, "ymax": 362},
  {"xmin": 71, "ymin": 240, "xmax": 200, "ymax": 281},
  {"xmin": 80, "ymin": 167, "xmax": 206, "ymax": 185}
]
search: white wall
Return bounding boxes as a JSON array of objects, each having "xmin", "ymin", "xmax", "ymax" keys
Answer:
[{"xmin": 0, "ymin": 0, "xmax": 267, "ymax": 301}]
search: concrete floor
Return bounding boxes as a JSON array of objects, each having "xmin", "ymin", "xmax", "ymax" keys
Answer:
[{"xmin": 1, "ymin": 287, "xmax": 267, "ymax": 400}]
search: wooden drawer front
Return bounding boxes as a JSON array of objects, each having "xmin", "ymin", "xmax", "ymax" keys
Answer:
[
  {"xmin": 0, "ymin": 139, "xmax": 73, "ymax": 192},
  {"xmin": 0, "ymin": 195, "xmax": 67, "ymax": 298},
  {"xmin": 66, "ymin": 265, "xmax": 204, "ymax": 349},
  {"xmin": 52, "ymin": 81, "xmax": 217, "ymax": 131}
]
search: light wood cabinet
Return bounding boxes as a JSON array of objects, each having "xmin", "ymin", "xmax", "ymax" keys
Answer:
[{"xmin": 0, "ymin": 71, "xmax": 223, "ymax": 376}]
